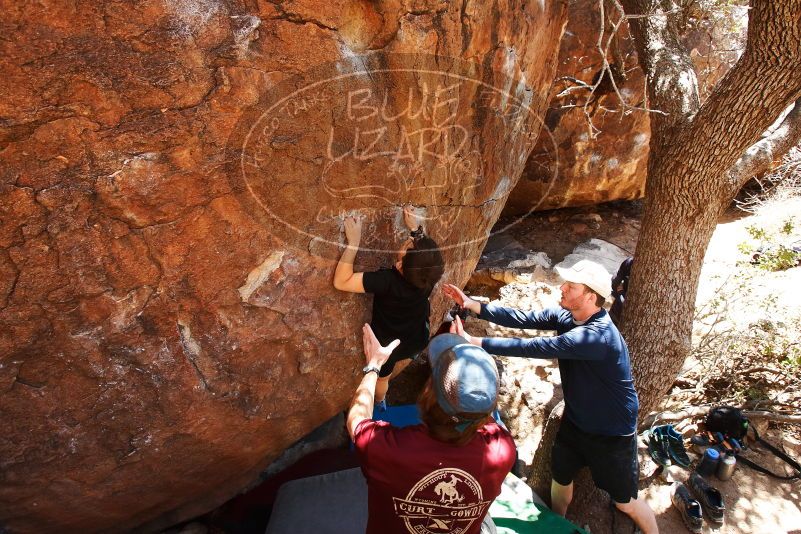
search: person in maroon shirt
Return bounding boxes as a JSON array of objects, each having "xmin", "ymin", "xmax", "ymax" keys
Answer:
[{"xmin": 348, "ymin": 326, "xmax": 516, "ymax": 534}]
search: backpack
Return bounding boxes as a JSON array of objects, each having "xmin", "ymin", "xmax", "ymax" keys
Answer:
[
  {"xmin": 705, "ymin": 405, "xmax": 749, "ymax": 440},
  {"xmin": 609, "ymin": 257, "xmax": 633, "ymax": 324},
  {"xmin": 706, "ymin": 405, "xmax": 800, "ymax": 481}
]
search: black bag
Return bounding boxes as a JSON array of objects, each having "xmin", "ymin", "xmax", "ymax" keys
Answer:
[
  {"xmin": 705, "ymin": 405, "xmax": 749, "ymax": 440},
  {"xmin": 706, "ymin": 405, "xmax": 800, "ymax": 481}
]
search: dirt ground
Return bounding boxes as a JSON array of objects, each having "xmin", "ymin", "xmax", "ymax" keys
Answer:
[
  {"xmin": 642, "ymin": 443, "xmax": 801, "ymax": 533},
  {"xmin": 436, "ymin": 198, "xmax": 801, "ymax": 533}
]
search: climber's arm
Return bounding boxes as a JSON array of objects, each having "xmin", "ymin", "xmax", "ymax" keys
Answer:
[{"xmin": 333, "ymin": 215, "xmax": 365, "ymax": 293}]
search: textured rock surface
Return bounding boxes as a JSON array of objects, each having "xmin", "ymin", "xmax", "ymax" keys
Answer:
[
  {"xmin": 0, "ymin": 1, "xmax": 567, "ymax": 531},
  {"xmin": 503, "ymin": 0, "xmax": 745, "ymax": 214}
]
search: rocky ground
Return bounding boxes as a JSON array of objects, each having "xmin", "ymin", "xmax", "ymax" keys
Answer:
[{"xmin": 393, "ymin": 197, "xmax": 801, "ymax": 533}]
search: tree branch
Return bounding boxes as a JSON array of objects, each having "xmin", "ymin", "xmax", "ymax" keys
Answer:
[
  {"xmin": 744, "ymin": 411, "xmax": 801, "ymax": 424},
  {"xmin": 671, "ymin": 0, "xmax": 801, "ymax": 187},
  {"xmin": 642, "ymin": 406, "xmax": 801, "ymax": 427},
  {"xmin": 619, "ymin": 0, "xmax": 700, "ymax": 134},
  {"xmin": 622, "ymin": 0, "xmax": 801, "ymax": 192},
  {"xmin": 727, "ymin": 97, "xmax": 801, "ymax": 194}
]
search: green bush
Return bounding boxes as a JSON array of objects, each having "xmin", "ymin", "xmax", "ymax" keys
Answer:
[{"xmin": 739, "ymin": 218, "xmax": 801, "ymax": 271}]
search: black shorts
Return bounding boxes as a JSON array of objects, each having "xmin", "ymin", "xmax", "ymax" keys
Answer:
[
  {"xmin": 378, "ymin": 351, "xmax": 421, "ymax": 378},
  {"xmin": 551, "ymin": 416, "xmax": 639, "ymax": 503}
]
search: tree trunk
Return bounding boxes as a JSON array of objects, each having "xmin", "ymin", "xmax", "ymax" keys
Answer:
[
  {"xmin": 619, "ymin": 0, "xmax": 801, "ymax": 417},
  {"xmin": 620, "ymin": 157, "xmax": 724, "ymax": 416},
  {"xmin": 525, "ymin": 2, "xmax": 801, "ymax": 527},
  {"xmin": 529, "ymin": 400, "xmax": 564, "ymax": 500}
]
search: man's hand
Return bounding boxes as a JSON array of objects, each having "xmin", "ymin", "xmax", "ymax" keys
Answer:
[
  {"xmin": 443, "ymin": 284, "xmax": 481, "ymax": 315},
  {"xmin": 403, "ymin": 205, "xmax": 422, "ymax": 232},
  {"xmin": 347, "ymin": 324, "xmax": 399, "ymax": 442},
  {"xmin": 344, "ymin": 215, "xmax": 362, "ymax": 246},
  {"xmin": 449, "ymin": 315, "xmax": 481, "ymax": 347},
  {"xmin": 362, "ymin": 323, "xmax": 399, "ymax": 368}
]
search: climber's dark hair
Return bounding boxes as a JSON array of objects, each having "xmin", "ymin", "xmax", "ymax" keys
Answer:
[{"xmin": 402, "ymin": 235, "xmax": 444, "ymax": 294}]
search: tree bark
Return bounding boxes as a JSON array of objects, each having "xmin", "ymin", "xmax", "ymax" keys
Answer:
[
  {"xmin": 618, "ymin": 0, "xmax": 801, "ymax": 417},
  {"xmin": 529, "ymin": 400, "xmax": 564, "ymax": 500},
  {"xmin": 728, "ymin": 97, "xmax": 801, "ymax": 189}
]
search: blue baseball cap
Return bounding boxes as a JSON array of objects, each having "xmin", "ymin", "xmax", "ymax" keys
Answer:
[{"xmin": 427, "ymin": 333, "xmax": 499, "ymax": 416}]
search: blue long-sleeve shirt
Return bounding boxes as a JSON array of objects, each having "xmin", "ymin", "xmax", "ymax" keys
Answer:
[{"xmin": 479, "ymin": 303, "xmax": 638, "ymax": 436}]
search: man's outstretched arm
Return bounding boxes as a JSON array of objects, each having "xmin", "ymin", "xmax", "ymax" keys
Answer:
[
  {"xmin": 482, "ymin": 329, "xmax": 606, "ymax": 360},
  {"xmin": 450, "ymin": 315, "xmax": 604, "ymax": 361},
  {"xmin": 443, "ymin": 284, "xmax": 559, "ymax": 330},
  {"xmin": 347, "ymin": 325, "xmax": 399, "ymax": 441},
  {"xmin": 479, "ymin": 302, "xmax": 559, "ymax": 330}
]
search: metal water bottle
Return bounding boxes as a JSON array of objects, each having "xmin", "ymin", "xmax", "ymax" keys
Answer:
[{"xmin": 717, "ymin": 452, "xmax": 736, "ymax": 481}]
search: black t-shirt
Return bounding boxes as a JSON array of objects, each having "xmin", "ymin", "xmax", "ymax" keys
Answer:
[{"xmin": 362, "ymin": 267, "xmax": 431, "ymax": 361}]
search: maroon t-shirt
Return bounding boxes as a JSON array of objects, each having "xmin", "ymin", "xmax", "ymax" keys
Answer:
[{"xmin": 353, "ymin": 420, "xmax": 516, "ymax": 534}]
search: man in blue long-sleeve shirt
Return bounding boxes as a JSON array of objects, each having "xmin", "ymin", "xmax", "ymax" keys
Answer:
[{"xmin": 444, "ymin": 259, "xmax": 657, "ymax": 534}]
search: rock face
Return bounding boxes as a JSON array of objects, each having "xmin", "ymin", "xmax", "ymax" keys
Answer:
[
  {"xmin": 502, "ymin": 0, "xmax": 745, "ymax": 214},
  {"xmin": 0, "ymin": 1, "xmax": 567, "ymax": 532}
]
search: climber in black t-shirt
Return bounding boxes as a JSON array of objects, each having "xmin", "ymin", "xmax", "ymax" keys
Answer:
[{"xmin": 333, "ymin": 206, "xmax": 444, "ymax": 408}]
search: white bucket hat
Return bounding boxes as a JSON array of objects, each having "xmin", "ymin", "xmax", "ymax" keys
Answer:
[{"xmin": 555, "ymin": 259, "xmax": 612, "ymax": 299}]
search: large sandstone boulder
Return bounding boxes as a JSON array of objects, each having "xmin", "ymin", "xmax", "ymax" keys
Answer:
[
  {"xmin": 0, "ymin": 1, "xmax": 568, "ymax": 531},
  {"xmin": 502, "ymin": 0, "xmax": 746, "ymax": 214}
]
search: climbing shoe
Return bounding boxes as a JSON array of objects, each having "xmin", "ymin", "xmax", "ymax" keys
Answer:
[
  {"xmin": 687, "ymin": 472, "xmax": 725, "ymax": 524},
  {"xmin": 661, "ymin": 425, "xmax": 692, "ymax": 468},
  {"xmin": 672, "ymin": 483, "xmax": 703, "ymax": 533},
  {"xmin": 645, "ymin": 428, "xmax": 671, "ymax": 468},
  {"xmin": 650, "ymin": 425, "xmax": 691, "ymax": 468}
]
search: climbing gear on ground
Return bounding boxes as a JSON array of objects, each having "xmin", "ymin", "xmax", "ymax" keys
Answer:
[
  {"xmin": 644, "ymin": 428, "xmax": 671, "ymax": 468},
  {"xmin": 696, "ymin": 448, "xmax": 720, "ymax": 477},
  {"xmin": 662, "ymin": 425, "xmax": 691, "ymax": 467},
  {"xmin": 705, "ymin": 406, "xmax": 749, "ymax": 440},
  {"xmin": 690, "ymin": 431, "xmax": 743, "ymax": 455},
  {"xmin": 704, "ymin": 406, "xmax": 801, "ymax": 480}
]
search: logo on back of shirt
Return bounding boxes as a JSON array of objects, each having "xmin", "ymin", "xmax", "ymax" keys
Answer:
[{"xmin": 392, "ymin": 468, "xmax": 490, "ymax": 533}]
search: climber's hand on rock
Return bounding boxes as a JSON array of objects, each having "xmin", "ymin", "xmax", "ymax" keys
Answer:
[
  {"xmin": 344, "ymin": 215, "xmax": 362, "ymax": 246},
  {"xmin": 403, "ymin": 205, "xmax": 422, "ymax": 232}
]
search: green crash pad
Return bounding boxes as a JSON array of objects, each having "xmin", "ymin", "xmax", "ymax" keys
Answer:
[{"xmin": 490, "ymin": 473, "xmax": 588, "ymax": 534}]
